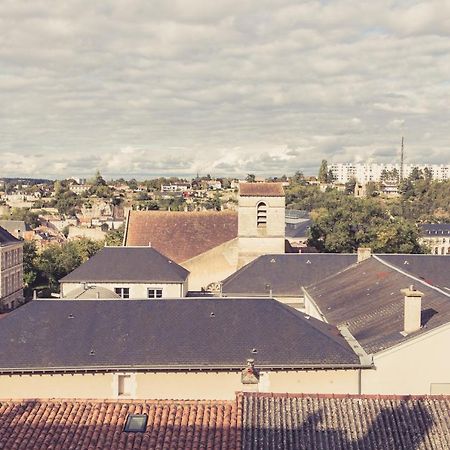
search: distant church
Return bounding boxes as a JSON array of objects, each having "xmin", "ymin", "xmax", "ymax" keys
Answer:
[{"xmin": 124, "ymin": 182, "xmax": 288, "ymax": 290}]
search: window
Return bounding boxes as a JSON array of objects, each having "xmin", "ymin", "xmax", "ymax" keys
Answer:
[
  {"xmin": 118, "ymin": 374, "xmax": 132, "ymax": 396},
  {"xmin": 114, "ymin": 287, "xmax": 130, "ymax": 299},
  {"xmin": 256, "ymin": 202, "xmax": 267, "ymax": 228},
  {"xmin": 124, "ymin": 414, "xmax": 148, "ymax": 432},
  {"xmin": 147, "ymin": 288, "xmax": 163, "ymax": 298}
]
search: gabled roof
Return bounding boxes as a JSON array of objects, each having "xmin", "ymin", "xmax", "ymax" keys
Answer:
[
  {"xmin": 239, "ymin": 182, "xmax": 284, "ymax": 197},
  {"xmin": 124, "ymin": 210, "xmax": 238, "ymax": 263},
  {"xmin": 305, "ymin": 257, "xmax": 450, "ymax": 354},
  {"xmin": 222, "ymin": 254, "xmax": 357, "ymax": 296},
  {"xmin": 0, "ymin": 226, "xmax": 20, "ymax": 245},
  {"xmin": 377, "ymin": 254, "xmax": 450, "ymax": 291},
  {"xmin": 60, "ymin": 246, "xmax": 189, "ymax": 283},
  {"xmin": 242, "ymin": 392, "xmax": 450, "ymax": 450},
  {"xmin": 0, "ymin": 298, "xmax": 360, "ymax": 372},
  {"xmin": 0, "ymin": 399, "xmax": 238, "ymax": 450}
]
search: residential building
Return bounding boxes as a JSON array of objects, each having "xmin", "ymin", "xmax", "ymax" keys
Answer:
[
  {"xmin": 419, "ymin": 223, "xmax": 450, "ymax": 255},
  {"xmin": 0, "ymin": 219, "xmax": 28, "ymax": 239},
  {"xmin": 60, "ymin": 246, "xmax": 190, "ymax": 299},
  {"xmin": 0, "ymin": 226, "xmax": 24, "ymax": 311},
  {"xmin": 329, "ymin": 162, "xmax": 450, "ymax": 183},
  {"xmin": 160, "ymin": 182, "xmax": 191, "ymax": 192},
  {"xmin": 0, "ymin": 298, "xmax": 368, "ymax": 400},
  {"xmin": 303, "ymin": 253, "xmax": 450, "ymax": 395}
]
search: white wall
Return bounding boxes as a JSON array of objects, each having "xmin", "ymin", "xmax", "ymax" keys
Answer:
[
  {"xmin": 61, "ymin": 281, "xmax": 186, "ymax": 299},
  {"xmin": 361, "ymin": 324, "xmax": 450, "ymax": 395}
]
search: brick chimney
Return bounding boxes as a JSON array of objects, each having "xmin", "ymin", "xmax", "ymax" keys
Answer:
[
  {"xmin": 401, "ymin": 285, "xmax": 424, "ymax": 334},
  {"xmin": 357, "ymin": 247, "xmax": 371, "ymax": 263}
]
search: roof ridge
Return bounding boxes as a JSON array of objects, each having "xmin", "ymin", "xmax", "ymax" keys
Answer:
[
  {"xmin": 305, "ymin": 257, "xmax": 359, "ymax": 289},
  {"xmin": 373, "ymin": 255, "xmax": 450, "ymax": 298}
]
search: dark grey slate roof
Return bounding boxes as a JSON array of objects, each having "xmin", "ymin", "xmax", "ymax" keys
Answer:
[
  {"xmin": 420, "ymin": 223, "xmax": 450, "ymax": 236},
  {"xmin": 305, "ymin": 257, "xmax": 450, "ymax": 354},
  {"xmin": 0, "ymin": 226, "xmax": 20, "ymax": 245},
  {"xmin": 0, "ymin": 298, "xmax": 360, "ymax": 372},
  {"xmin": 285, "ymin": 219, "xmax": 313, "ymax": 238},
  {"xmin": 222, "ymin": 254, "xmax": 357, "ymax": 296},
  {"xmin": 241, "ymin": 393, "xmax": 450, "ymax": 450},
  {"xmin": 377, "ymin": 254, "xmax": 450, "ymax": 291},
  {"xmin": 59, "ymin": 246, "xmax": 189, "ymax": 283}
]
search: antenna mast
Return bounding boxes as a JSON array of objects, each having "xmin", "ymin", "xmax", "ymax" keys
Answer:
[{"xmin": 400, "ymin": 136, "xmax": 404, "ymax": 182}]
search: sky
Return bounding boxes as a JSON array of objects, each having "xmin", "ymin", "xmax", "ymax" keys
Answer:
[{"xmin": 1, "ymin": 0, "xmax": 449, "ymax": 179}]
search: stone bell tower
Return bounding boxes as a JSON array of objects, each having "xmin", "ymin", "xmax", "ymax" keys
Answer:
[{"xmin": 237, "ymin": 182, "xmax": 285, "ymax": 267}]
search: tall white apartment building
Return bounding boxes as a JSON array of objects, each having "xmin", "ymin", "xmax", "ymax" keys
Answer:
[{"xmin": 329, "ymin": 163, "xmax": 450, "ymax": 184}]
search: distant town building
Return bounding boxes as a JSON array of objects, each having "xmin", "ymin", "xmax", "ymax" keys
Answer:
[
  {"xmin": 329, "ymin": 163, "xmax": 450, "ymax": 184},
  {"xmin": 419, "ymin": 224, "xmax": 450, "ymax": 255},
  {"xmin": 0, "ymin": 226, "xmax": 24, "ymax": 311},
  {"xmin": 160, "ymin": 182, "xmax": 191, "ymax": 193}
]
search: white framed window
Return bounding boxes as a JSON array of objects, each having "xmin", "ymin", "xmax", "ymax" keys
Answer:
[
  {"xmin": 114, "ymin": 287, "xmax": 130, "ymax": 298},
  {"xmin": 147, "ymin": 288, "xmax": 163, "ymax": 299}
]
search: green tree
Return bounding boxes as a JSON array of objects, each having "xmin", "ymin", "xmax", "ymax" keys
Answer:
[
  {"xmin": 105, "ymin": 226, "xmax": 124, "ymax": 246},
  {"xmin": 23, "ymin": 241, "xmax": 38, "ymax": 293},
  {"xmin": 318, "ymin": 160, "xmax": 328, "ymax": 183},
  {"xmin": 245, "ymin": 174, "xmax": 256, "ymax": 183},
  {"xmin": 2, "ymin": 208, "xmax": 40, "ymax": 228}
]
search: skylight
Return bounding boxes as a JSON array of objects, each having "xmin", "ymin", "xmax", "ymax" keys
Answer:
[{"xmin": 124, "ymin": 414, "xmax": 148, "ymax": 432}]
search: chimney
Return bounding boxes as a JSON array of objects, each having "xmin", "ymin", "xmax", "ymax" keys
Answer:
[
  {"xmin": 401, "ymin": 284, "xmax": 424, "ymax": 334},
  {"xmin": 357, "ymin": 247, "xmax": 371, "ymax": 263}
]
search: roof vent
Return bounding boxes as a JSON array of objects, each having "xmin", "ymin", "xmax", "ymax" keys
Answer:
[
  {"xmin": 68, "ymin": 314, "xmax": 74, "ymax": 319},
  {"xmin": 306, "ymin": 260, "xmax": 311, "ymax": 264},
  {"xmin": 210, "ymin": 312, "xmax": 215, "ymax": 318},
  {"xmin": 251, "ymin": 348, "xmax": 258, "ymax": 354},
  {"xmin": 89, "ymin": 349, "xmax": 95, "ymax": 356},
  {"xmin": 404, "ymin": 260, "xmax": 409, "ymax": 265},
  {"xmin": 304, "ymin": 315, "xmax": 310, "ymax": 320},
  {"xmin": 270, "ymin": 258, "xmax": 276, "ymax": 263},
  {"xmin": 168, "ymin": 260, "xmax": 172, "ymax": 264}
]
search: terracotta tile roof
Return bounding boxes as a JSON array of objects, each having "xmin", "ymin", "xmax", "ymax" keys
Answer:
[
  {"xmin": 242, "ymin": 392, "xmax": 450, "ymax": 450},
  {"xmin": 0, "ymin": 399, "xmax": 239, "ymax": 450},
  {"xmin": 239, "ymin": 183, "xmax": 284, "ymax": 197},
  {"xmin": 124, "ymin": 210, "xmax": 238, "ymax": 263}
]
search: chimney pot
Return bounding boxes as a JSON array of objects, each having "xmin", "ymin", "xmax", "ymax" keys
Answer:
[{"xmin": 401, "ymin": 286, "xmax": 424, "ymax": 334}]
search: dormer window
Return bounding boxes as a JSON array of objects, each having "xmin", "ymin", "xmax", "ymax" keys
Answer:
[{"xmin": 257, "ymin": 202, "xmax": 267, "ymax": 228}]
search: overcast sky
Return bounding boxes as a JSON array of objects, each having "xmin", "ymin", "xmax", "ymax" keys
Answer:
[{"xmin": 1, "ymin": 0, "xmax": 449, "ymax": 179}]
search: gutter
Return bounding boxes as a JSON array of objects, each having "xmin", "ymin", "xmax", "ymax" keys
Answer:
[{"xmin": 0, "ymin": 362, "xmax": 373, "ymax": 376}]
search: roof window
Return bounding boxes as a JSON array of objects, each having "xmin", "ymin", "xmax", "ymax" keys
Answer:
[{"xmin": 124, "ymin": 414, "xmax": 148, "ymax": 432}]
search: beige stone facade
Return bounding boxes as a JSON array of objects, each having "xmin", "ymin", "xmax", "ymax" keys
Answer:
[
  {"xmin": 0, "ymin": 368, "xmax": 363, "ymax": 400},
  {"xmin": 0, "ymin": 241, "xmax": 24, "ymax": 311}
]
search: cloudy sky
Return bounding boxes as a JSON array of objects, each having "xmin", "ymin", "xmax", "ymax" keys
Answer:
[{"xmin": 1, "ymin": 0, "xmax": 449, "ymax": 179}]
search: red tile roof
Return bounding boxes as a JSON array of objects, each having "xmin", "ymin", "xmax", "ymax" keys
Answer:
[
  {"xmin": 239, "ymin": 183, "xmax": 284, "ymax": 197},
  {"xmin": 242, "ymin": 393, "xmax": 450, "ymax": 450},
  {"xmin": 124, "ymin": 210, "xmax": 238, "ymax": 263},
  {"xmin": 0, "ymin": 399, "xmax": 239, "ymax": 450}
]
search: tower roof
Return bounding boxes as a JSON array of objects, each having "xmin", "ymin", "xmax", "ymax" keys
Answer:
[{"xmin": 239, "ymin": 182, "xmax": 284, "ymax": 197}]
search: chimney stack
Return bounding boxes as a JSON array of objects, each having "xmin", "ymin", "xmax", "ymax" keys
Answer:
[
  {"xmin": 357, "ymin": 247, "xmax": 371, "ymax": 263},
  {"xmin": 401, "ymin": 284, "xmax": 424, "ymax": 334}
]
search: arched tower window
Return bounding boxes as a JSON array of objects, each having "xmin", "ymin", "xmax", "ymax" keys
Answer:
[{"xmin": 257, "ymin": 202, "xmax": 267, "ymax": 228}]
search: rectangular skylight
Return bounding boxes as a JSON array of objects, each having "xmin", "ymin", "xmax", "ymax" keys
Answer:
[{"xmin": 124, "ymin": 414, "xmax": 148, "ymax": 432}]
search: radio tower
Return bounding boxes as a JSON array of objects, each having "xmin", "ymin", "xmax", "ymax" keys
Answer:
[{"xmin": 400, "ymin": 136, "xmax": 404, "ymax": 182}]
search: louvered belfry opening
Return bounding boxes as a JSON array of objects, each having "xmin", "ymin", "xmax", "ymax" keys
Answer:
[{"xmin": 257, "ymin": 202, "xmax": 267, "ymax": 228}]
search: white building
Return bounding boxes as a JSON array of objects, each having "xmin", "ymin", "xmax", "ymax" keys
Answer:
[{"xmin": 329, "ymin": 163, "xmax": 450, "ymax": 184}]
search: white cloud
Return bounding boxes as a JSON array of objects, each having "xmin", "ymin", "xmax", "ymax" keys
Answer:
[{"xmin": 0, "ymin": 0, "xmax": 449, "ymax": 178}]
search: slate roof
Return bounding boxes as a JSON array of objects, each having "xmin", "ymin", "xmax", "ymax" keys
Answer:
[
  {"xmin": 239, "ymin": 182, "xmax": 284, "ymax": 197},
  {"xmin": 377, "ymin": 254, "xmax": 450, "ymax": 291},
  {"xmin": 285, "ymin": 219, "xmax": 313, "ymax": 238},
  {"xmin": 222, "ymin": 254, "xmax": 357, "ymax": 297},
  {"xmin": 305, "ymin": 257, "xmax": 450, "ymax": 354},
  {"xmin": 60, "ymin": 246, "xmax": 189, "ymax": 283},
  {"xmin": 420, "ymin": 223, "xmax": 450, "ymax": 236},
  {"xmin": 124, "ymin": 210, "xmax": 238, "ymax": 263},
  {"xmin": 0, "ymin": 298, "xmax": 360, "ymax": 372},
  {"xmin": 0, "ymin": 399, "xmax": 239, "ymax": 450},
  {"xmin": 242, "ymin": 392, "xmax": 450, "ymax": 450},
  {"xmin": 0, "ymin": 226, "xmax": 20, "ymax": 246}
]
